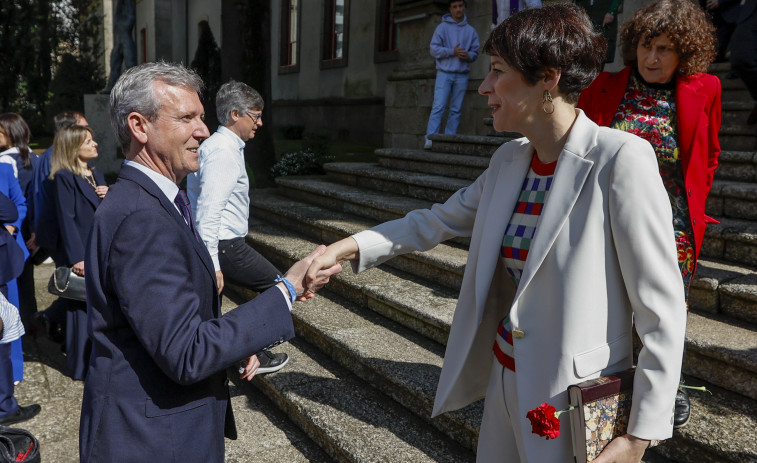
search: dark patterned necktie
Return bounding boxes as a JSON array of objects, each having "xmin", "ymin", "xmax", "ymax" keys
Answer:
[{"xmin": 173, "ymin": 189, "xmax": 202, "ymax": 243}]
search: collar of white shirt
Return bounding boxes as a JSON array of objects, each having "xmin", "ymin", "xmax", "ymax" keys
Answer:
[
  {"xmin": 216, "ymin": 125, "xmax": 246, "ymax": 154},
  {"xmin": 124, "ymin": 160, "xmax": 180, "ymax": 205}
]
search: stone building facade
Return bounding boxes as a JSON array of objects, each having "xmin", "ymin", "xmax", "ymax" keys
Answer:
[{"xmin": 94, "ymin": 0, "xmax": 651, "ymax": 156}]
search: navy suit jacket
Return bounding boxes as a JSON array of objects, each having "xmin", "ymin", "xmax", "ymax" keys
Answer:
[
  {"xmin": 53, "ymin": 168, "xmax": 105, "ymax": 266},
  {"xmin": 0, "ymin": 191, "xmax": 23, "ymax": 285},
  {"xmin": 80, "ymin": 164, "xmax": 294, "ymax": 462},
  {"xmin": 31, "ymin": 148, "xmax": 58, "ymax": 252}
]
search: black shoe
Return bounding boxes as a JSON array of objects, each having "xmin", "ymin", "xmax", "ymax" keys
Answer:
[
  {"xmin": 673, "ymin": 388, "xmax": 690, "ymax": 428},
  {"xmin": 255, "ymin": 349, "xmax": 289, "ymax": 374},
  {"xmin": 0, "ymin": 404, "xmax": 41, "ymax": 426}
]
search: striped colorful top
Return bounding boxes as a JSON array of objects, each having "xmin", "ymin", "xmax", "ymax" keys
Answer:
[{"xmin": 494, "ymin": 152, "xmax": 556, "ymax": 371}]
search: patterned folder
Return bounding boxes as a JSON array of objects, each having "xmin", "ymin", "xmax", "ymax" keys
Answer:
[{"xmin": 567, "ymin": 368, "xmax": 658, "ymax": 462}]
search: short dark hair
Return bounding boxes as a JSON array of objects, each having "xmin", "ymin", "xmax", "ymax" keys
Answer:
[
  {"xmin": 449, "ymin": 0, "xmax": 466, "ymax": 6},
  {"xmin": 620, "ymin": 0, "xmax": 715, "ymax": 76},
  {"xmin": 53, "ymin": 111, "xmax": 86, "ymax": 132},
  {"xmin": 482, "ymin": 3, "xmax": 606, "ymax": 103}
]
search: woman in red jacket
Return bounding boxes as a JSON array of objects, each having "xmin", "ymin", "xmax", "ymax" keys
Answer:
[{"xmin": 578, "ymin": 0, "xmax": 720, "ymax": 429}]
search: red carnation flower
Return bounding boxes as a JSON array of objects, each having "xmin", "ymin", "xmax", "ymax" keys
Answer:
[{"xmin": 526, "ymin": 403, "xmax": 562, "ymax": 440}]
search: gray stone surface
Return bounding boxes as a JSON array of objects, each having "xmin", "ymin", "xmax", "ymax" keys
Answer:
[
  {"xmin": 251, "ymin": 188, "xmax": 468, "ymax": 289},
  {"xmin": 684, "ymin": 313, "xmax": 757, "ymax": 400},
  {"xmin": 245, "ymin": 217, "xmax": 458, "ymax": 345},
  {"xmin": 247, "ymin": 338, "xmax": 476, "ymax": 463}
]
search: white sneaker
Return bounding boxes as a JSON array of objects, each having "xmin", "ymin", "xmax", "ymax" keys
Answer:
[{"xmin": 423, "ymin": 140, "xmax": 432, "ymax": 150}]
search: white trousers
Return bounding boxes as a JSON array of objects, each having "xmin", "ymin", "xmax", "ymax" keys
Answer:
[{"xmin": 476, "ymin": 359, "xmax": 572, "ymax": 462}]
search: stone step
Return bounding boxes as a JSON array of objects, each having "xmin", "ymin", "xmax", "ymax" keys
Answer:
[
  {"xmin": 240, "ymin": 219, "xmax": 755, "ymax": 463},
  {"xmin": 267, "ymin": 176, "xmax": 757, "ymax": 327},
  {"xmin": 722, "ymin": 101, "xmax": 755, "ymax": 126},
  {"xmin": 651, "ymin": 377, "xmax": 757, "ymax": 463},
  {"xmin": 324, "ymin": 162, "xmax": 467, "ymax": 204},
  {"xmin": 226, "ymin": 277, "xmax": 481, "ymax": 456},
  {"xmin": 247, "ymin": 208, "xmax": 757, "ymax": 399},
  {"xmin": 708, "ymin": 179, "xmax": 757, "ymax": 221},
  {"xmin": 683, "ymin": 312, "xmax": 757, "ymax": 400},
  {"xmin": 251, "ymin": 188, "xmax": 467, "ymax": 290},
  {"xmin": 231, "ymin": 334, "xmax": 476, "ymax": 462},
  {"xmin": 701, "ymin": 216, "xmax": 757, "ymax": 267},
  {"xmin": 716, "ymin": 150, "xmax": 757, "ymax": 182},
  {"xmin": 269, "ymin": 175, "xmax": 470, "ymax": 248},
  {"xmin": 691, "ymin": 258, "xmax": 757, "ymax": 325},
  {"xmin": 426, "ymin": 133, "xmax": 510, "ymax": 157},
  {"xmin": 375, "ymin": 148, "xmax": 488, "ymax": 180},
  {"xmin": 247, "ymin": 215, "xmax": 458, "ymax": 346}
]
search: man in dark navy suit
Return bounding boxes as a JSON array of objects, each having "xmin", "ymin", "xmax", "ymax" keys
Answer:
[{"xmin": 79, "ymin": 62, "xmax": 339, "ymax": 462}]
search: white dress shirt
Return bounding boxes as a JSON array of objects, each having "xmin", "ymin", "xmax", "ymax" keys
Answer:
[{"xmin": 187, "ymin": 126, "xmax": 250, "ymax": 272}]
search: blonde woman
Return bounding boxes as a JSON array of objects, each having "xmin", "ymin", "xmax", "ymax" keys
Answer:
[{"xmin": 50, "ymin": 124, "xmax": 108, "ymax": 380}]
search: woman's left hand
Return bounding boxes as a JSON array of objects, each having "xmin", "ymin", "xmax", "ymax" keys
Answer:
[
  {"xmin": 602, "ymin": 13, "xmax": 615, "ymax": 26},
  {"xmin": 593, "ymin": 434, "xmax": 649, "ymax": 463},
  {"xmin": 73, "ymin": 260, "xmax": 85, "ymax": 277},
  {"xmin": 95, "ymin": 185, "xmax": 109, "ymax": 199}
]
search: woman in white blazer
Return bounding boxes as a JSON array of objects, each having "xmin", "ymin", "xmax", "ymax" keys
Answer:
[{"xmin": 308, "ymin": 4, "xmax": 687, "ymax": 462}]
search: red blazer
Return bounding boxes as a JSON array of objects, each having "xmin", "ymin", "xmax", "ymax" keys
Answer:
[{"xmin": 578, "ymin": 66, "xmax": 722, "ymax": 259}]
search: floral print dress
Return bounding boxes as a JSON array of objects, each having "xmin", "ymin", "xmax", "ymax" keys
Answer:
[{"xmin": 610, "ymin": 71, "xmax": 695, "ymax": 305}]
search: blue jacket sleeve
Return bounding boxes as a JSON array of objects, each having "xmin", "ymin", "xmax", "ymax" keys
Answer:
[
  {"xmin": 1, "ymin": 169, "xmax": 25, "ymax": 232},
  {"xmin": 430, "ymin": 25, "xmax": 452, "ymax": 59},
  {"xmin": 54, "ymin": 171, "xmax": 86, "ymax": 264}
]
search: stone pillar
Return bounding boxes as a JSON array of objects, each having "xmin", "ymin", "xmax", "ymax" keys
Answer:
[
  {"xmin": 84, "ymin": 94, "xmax": 123, "ymax": 177},
  {"xmin": 384, "ymin": 0, "xmax": 491, "ymax": 149}
]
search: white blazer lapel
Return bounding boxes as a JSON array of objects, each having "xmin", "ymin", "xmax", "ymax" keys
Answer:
[
  {"xmin": 513, "ymin": 111, "xmax": 598, "ymax": 303},
  {"xmin": 473, "ymin": 143, "xmax": 532, "ymax": 316}
]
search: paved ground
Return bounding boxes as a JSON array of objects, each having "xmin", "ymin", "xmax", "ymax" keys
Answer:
[{"xmin": 12, "ymin": 262, "xmax": 330, "ymax": 462}]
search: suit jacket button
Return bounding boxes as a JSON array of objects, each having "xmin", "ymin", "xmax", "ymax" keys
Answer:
[{"xmin": 512, "ymin": 329, "xmax": 525, "ymax": 339}]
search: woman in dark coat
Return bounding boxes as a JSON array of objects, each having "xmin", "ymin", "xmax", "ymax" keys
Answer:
[{"xmin": 50, "ymin": 125, "xmax": 108, "ymax": 380}]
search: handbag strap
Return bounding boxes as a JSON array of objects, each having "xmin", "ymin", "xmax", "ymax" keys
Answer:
[{"xmin": 52, "ymin": 268, "xmax": 71, "ymax": 293}]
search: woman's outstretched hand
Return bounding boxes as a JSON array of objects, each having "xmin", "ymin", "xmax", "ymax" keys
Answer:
[
  {"xmin": 593, "ymin": 434, "xmax": 649, "ymax": 463},
  {"xmin": 305, "ymin": 238, "xmax": 359, "ymax": 292}
]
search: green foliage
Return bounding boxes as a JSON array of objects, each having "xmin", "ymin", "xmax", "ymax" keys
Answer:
[
  {"xmin": 270, "ymin": 150, "xmax": 334, "ymax": 178},
  {"xmin": 302, "ymin": 130, "xmax": 331, "ymax": 157},
  {"xmin": 0, "ymin": 0, "xmax": 104, "ymax": 135}
]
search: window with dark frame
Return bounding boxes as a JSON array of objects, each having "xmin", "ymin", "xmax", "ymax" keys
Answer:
[
  {"xmin": 322, "ymin": 0, "xmax": 349, "ymax": 68},
  {"xmin": 280, "ymin": 0, "xmax": 300, "ymax": 73},
  {"xmin": 375, "ymin": 0, "xmax": 398, "ymax": 62}
]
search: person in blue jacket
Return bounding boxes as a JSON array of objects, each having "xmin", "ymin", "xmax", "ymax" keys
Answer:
[
  {"xmin": 0, "ymin": 114, "xmax": 38, "ymax": 331},
  {"xmin": 424, "ymin": 0, "xmax": 480, "ymax": 150},
  {"xmin": 0, "ymin": 170, "xmax": 39, "ymax": 426}
]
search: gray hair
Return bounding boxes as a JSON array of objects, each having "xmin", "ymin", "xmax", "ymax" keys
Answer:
[
  {"xmin": 109, "ymin": 61, "xmax": 204, "ymax": 151},
  {"xmin": 215, "ymin": 80, "xmax": 264, "ymax": 126}
]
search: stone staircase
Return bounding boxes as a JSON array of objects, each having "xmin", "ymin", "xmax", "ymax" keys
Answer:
[{"xmin": 225, "ymin": 64, "xmax": 757, "ymax": 462}]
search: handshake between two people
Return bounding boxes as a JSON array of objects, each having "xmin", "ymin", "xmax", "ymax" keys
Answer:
[
  {"xmin": 240, "ymin": 238, "xmax": 361, "ymax": 381},
  {"xmin": 280, "ymin": 237, "xmax": 360, "ymax": 301}
]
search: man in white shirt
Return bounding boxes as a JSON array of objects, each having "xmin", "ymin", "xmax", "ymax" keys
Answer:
[{"xmin": 188, "ymin": 81, "xmax": 288, "ymax": 374}]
